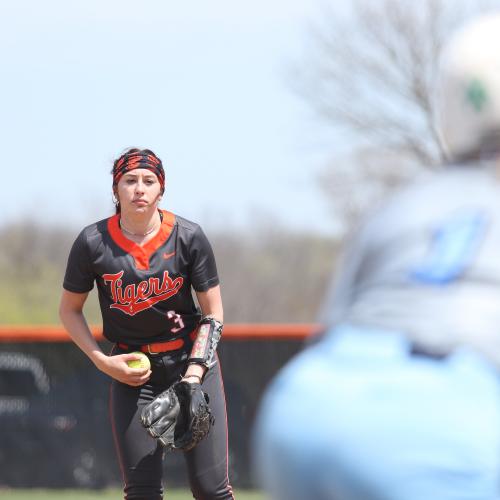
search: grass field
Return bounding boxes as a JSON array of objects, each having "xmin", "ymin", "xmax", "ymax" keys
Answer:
[{"xmin": 0, "ymin": 489, "xmax": 268, "ymax": 499}]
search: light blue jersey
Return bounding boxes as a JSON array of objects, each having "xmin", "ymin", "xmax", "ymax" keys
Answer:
[
  {"xmin": 254, "ymin": 162, "xmax": 500, "ymax": 500},
  {"xmin": 254, "ymin": 326, "xmax": 500, "ymax": 500},
  {"xmin": 320, "ymin": 162, "xmax": 500, "ymax": 367}
]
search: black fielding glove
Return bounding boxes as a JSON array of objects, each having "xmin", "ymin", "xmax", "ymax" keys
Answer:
[
  {"xmin": 140, "ymin": 385, "xmax": 180, "ymax": 450},
  {"xmin": 141, "ymin": 381, "xmax": 214, "ymax": 451},
  {"xmin": 173, "ymin": 381, "xmax": 215, "ymax": 451}
]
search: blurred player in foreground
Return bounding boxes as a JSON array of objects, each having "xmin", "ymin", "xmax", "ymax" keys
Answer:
[
  {"xmin": 253, "ymin": 13, "xmax": 500, "ymax": 500},
  {"xmin": 59, "ymin": 148, "xmax": 234, "ymax": 500}
]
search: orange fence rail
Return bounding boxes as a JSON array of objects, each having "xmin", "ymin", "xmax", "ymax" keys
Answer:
[{"xmin": 0, "ymin": 324, "xmax": 320, "ymax": 342}]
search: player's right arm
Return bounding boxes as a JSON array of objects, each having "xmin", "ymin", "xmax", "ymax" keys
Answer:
[{"xmin": 59, "ymin": 289, "xmax": 150, "ymax": 386}]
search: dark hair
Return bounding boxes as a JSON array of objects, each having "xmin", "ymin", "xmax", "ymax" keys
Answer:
[{"xmin": 111, "ymin": 148, "xmax": 164, "ymax": 214}]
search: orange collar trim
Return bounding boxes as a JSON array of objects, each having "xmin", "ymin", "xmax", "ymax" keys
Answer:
[{"xmin": 107, "ymin": 210, "xmax": 176, "ymax": 270}]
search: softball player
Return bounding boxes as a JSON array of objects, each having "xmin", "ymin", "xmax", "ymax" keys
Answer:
[
  {"xmin": 59, "ymin": 148, "xmax": 234, "ymax": 500},
  {"xmin": 254, "ymin": 13, "xmax": 500, "ymax": 500}
]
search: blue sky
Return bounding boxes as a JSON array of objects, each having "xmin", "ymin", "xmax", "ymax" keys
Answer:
[{"xmin": 1, "ymin": 0, "xmax": 340, "ymax": 234}]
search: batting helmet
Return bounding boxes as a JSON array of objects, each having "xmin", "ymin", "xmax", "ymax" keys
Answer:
[{"xmin": 436, "ymin": 12, "xmax": 500, "ymax": 161}]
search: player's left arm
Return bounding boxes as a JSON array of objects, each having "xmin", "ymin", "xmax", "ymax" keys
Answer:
[
  {"xmin": 182, "ymin": 285, "xmax": 223, "ymax": 383},
  {"xmin": 196, "ymin": 284, "xmax": 223, "ymax": 323}
]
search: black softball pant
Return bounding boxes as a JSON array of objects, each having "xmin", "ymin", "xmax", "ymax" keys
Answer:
[{"xmin": 109, "ymin": 348, "xmax": 234, "ymax": 500}]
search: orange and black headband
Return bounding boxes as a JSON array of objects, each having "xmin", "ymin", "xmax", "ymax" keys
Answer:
[{"xmin": 113, "ymin": 152, "xmax": 165, "ymax": 189}]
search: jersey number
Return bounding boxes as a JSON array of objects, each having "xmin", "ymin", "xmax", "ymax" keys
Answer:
[
  {"xmin": 410, "ymin": 209, "xmax": 487, "ymax": 284},
  {"xmin": 167, "ymin": 310, "xmax": 184, "ymax": 333}
]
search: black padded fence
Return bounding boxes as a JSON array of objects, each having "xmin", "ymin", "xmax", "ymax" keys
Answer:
[{"xmin": 0, "ymin": 335, "xmax": 306, "ymax": 489}]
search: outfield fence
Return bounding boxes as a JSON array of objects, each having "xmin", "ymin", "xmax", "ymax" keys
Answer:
[{"xmin": 0, "ymin": 324, "xmax": 319, "ymax": 489}]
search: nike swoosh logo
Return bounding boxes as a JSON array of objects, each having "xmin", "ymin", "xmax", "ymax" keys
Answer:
[{"xmin": 163, "ymin": 251, "xmax": 176, "ymax": 260}]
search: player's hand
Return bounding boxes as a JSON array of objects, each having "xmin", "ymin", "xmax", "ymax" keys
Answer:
[{"xmin": 95, "ymin": 353, "xmax": 151, "ymax": 386}]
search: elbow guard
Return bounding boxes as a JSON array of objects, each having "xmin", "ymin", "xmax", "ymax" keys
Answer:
[{"xmin": 188, "ymin": 316, "xmax": 223, "ymax": 369}]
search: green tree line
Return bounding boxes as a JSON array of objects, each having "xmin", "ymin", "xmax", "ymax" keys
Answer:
[{"xmin": 0, "ymin": 221, "xmax": 338, "ymax": 325}]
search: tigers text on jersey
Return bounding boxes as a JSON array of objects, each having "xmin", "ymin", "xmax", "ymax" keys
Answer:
[{"xmin": 63, "ymin": 210, "xmax": 219, "ymax": 345}]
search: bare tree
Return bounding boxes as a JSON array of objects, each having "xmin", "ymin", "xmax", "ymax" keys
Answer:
[
  {"xmin": 211, "ymin": 226, "xmax": 338, "ymax": 323},
  {"xmin": 318, "ymin": 147, "xmax": 423, "ymax": 231},
  {"xmin": 296, "ymin": 0, "xmax": 497, "ymax": 231},
  {"xmin": 301, "ymin": 0, "xmax": 499, "ymax": 165}
]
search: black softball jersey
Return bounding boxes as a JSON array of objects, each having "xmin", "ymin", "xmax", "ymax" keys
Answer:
[{"xmin": 63, "ymin": 210, "xmax": 219, "ymax": 345}]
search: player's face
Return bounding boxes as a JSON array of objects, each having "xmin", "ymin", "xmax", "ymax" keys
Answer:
[{"xmin": 116, "ymin": 169, "xmax": 163, "ymax": 215}]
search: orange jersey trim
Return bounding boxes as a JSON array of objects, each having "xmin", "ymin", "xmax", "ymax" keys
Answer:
[{"xmin": 107, "ymin": 210, "xmax": 176, "ymax": 270}]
